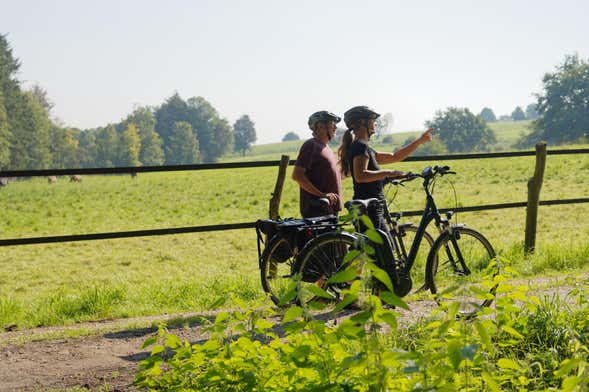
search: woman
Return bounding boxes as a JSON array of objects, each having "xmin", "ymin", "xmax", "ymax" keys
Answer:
[{"xmin": 338, "ymin": 106, "xmax": 433, "ymax": 230}]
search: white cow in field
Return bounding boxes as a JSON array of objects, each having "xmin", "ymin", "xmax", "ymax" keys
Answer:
[{"xmin": 47, "ymin": 176, "xmax": 57, "ymax": 184}]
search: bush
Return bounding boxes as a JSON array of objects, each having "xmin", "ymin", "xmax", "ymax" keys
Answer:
[{"xmin": 135, "ymin": 256, "xmax": 589, "ymax": 390}]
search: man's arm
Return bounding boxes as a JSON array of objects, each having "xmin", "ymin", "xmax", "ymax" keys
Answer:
[{"xmin": 292, "ymin": 166, "xmax": 339, "ymax": 205}]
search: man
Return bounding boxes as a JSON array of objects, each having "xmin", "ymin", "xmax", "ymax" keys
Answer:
[{"xmin": 292, "ymin": 110, "xmax": 343, "ymax": 218}]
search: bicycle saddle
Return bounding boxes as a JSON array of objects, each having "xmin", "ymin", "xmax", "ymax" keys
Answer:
[{"xmin": 344, "ymin": 198, "xmax": 380, "ymax": 213}]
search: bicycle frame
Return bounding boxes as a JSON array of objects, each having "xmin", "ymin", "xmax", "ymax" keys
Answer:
[{"xmin": 382, "ymin": 172, "xmax": 449, "ymax": 275}]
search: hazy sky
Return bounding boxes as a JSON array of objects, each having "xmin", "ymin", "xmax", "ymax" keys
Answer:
[{"xmin": 2, "ymin": 0, "xmax": 589, "ymax": 143}]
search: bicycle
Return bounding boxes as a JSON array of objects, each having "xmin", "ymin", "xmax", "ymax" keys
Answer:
[
  {"xmin": 295, "ymin": 165, "xmax": 498, "ymax": 316},
  {"xmin": 255, "ymin": 199, "xmax": 340, "ymax": 306}
]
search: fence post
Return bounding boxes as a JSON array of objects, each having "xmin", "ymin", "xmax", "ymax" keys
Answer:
[
  {"xmin": 524, "ymin": 141, "xmax": 547, "ymax": 254},
  {"xmin": 269, "ymin": 155, "xmax": 290, "ymax": 219}
]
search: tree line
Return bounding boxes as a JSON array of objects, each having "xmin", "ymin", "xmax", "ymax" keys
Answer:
[{"xmin": 0, "ymin": 34, "xmax": 257, "ymax": 170}]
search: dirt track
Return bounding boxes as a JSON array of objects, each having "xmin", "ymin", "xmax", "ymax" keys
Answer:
[{"xmin": 0, "ymin": 274, "xmax": 585, "ymax": 391}]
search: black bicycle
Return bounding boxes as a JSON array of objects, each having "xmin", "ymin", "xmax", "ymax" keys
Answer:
[
  {"xmin": 255, "ymin": 199, "xmax": 340, "ymax": 305},
  {"xmin": 295, "ymin": 165, "xmax": 498, "ymax": 316}
]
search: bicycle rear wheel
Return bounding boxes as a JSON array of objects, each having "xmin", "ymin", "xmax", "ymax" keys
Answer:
[
  {"xmin": 295, "ymin": 232, "xmax": 358, "ymax": 309},
  {"xmin": 425, "ymin": 227, "xmax": 498, "ymax": 316},
  {"xmin": 260, "ymin": 235, "xmax": 296, "ymax": 306}
]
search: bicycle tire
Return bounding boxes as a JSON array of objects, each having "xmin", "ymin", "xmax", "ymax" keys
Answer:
[
  {"xmin": 425, "ymin": 227, "xmax": 498, "ymax": 316},
  {"xmin": 260, "ymin": 235, "xmax": 297, "ymax": 306},
  {"xmin": 399, "ymin": 225, "xmax": 435, "ymax": 294},
  {"xmin": 295, "ymin": 232, "xmax": 359, "ymax": 308}
]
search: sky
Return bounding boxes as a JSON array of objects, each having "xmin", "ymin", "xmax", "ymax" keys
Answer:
[{"xmin": 2, "ymin": 0, "xmax": 589, "ymax": 144}]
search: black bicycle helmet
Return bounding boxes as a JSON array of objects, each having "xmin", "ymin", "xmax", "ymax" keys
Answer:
[
  {"xmin": 308, "ymin": 111, "xmax": 342, "ymax": 130},
  {"xmin": 343, "ymin": 106, "xmax": 381, "ymax": 129}
]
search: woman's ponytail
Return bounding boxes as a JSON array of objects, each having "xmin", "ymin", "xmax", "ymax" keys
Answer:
[{"xmin": 338, "ymin": 129, "xmax": 354, "ymax": 177}]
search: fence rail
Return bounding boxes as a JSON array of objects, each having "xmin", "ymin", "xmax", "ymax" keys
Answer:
[
  {"xmin": 1, "ymin": 148, "xmax": 589, "ymax": 178},
  {"xmin": 1, "ymin": 147, "xmax": 588, "ymax": 248}
]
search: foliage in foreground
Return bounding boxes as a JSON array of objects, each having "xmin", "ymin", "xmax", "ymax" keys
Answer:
[{"xmin": 135, "ymin": 257, "xmax": 589, "ymax": 391}]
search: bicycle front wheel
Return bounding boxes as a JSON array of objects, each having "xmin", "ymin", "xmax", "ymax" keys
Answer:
[
  {"xmin": 397, "ymin": 224, "xmax": 435, "ymax": 295},
  {"xmin": 425, "ymin": 227, "xmax": 498, "ymax": 316},
  {"xmin": 295, "ymin": 232, "xmax": 359, "ymax": 309},
  {"xmin": 260, "ymin": 235, "xmax": 296, "ymax": 306}
]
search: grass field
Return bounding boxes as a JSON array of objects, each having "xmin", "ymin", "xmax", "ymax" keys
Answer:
[{"xmin": 1, "ymin": 137, "xmax": 588, "ymax": 330}]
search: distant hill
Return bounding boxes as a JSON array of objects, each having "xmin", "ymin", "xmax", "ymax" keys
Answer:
[{"xmin": 220, "ymin": 121, "xmax": 534, "ymax": 162}]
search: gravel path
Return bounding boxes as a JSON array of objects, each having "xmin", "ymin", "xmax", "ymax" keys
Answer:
[{"xmin": 1, "ymin": 273, "xmax": 586, "ymax": 391}]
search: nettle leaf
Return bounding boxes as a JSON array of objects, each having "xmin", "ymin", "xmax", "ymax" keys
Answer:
[
  {"xmin": 474, "ymin": 321, "xmax": 492, "ymax": 350},
  {"xmin": 278, "ymin": 280, "xmax": 298, "ymax": 306},
  {"xmin": 366, "ymin": 264, "xmax": 393, "ymax": 292},
  {"xmin": 365, "ymin": 229, "xmax": 383, "ymax": 245},
  {"xmin": 561, "ymin": 376, "xmax": 581, "ymax": 392},
  {"xmin": 376, "ymin": 311, "xmax": 398, "ymax": 330},
  {"xmin": 342, "ymin": 249, "xmax": 361, "ymax": 265},
  {"xmin": 208, "ymin": 296, "xmax": 226, "ymax": 310},
  {"xmin": 214, "ymin": 312, "xmax": 230, "ymax": 325},
  {"xmin": 501, "ymin": 325, "xmax": 524, "ymax": 340},
  {"xmin": 292, "ymin": 345, "xmax": 311, "ymax": 361},
  {"xmin": 447, "ymin": 340, "xmax": 463, "ymax": 369},
  {"xmin": 481, "ymin": 372, "xmax": 501, "ymax": 392},
  {"xmin": 255, "ymin": 318, "xmax": 275, "ymax": 331},
  {"xmin": 360, "ymin": 215, "xmax": 375, "ymax": 230},
  {"xmin": 327, "ymin": 266, "xmax": 358, "ymax": 283},
  {"xmin": 497, "ymin": 358, "xmax": 519, "ymax": 370},
  {"xmin": 142, "ymin": 335, "xmax": 157, "ymax": 349},
  {"xmin": 380, "ymin": 291, "xmax": 410, "ymax": 310},
  {"xmin": 555, "ymin": 358, "xmax": 580, "ymax": 377},
  {"xmin": 350, "ymin": 311, "xmax": 371, "ymax": 324},
  {"xmin": 333, "ymin": 293, "xmax": 359, "ymax": 312},
  {"xmin": 165, "ymin": 334, "xmax": 182, "ymax": 349},
  {"xmin": 282, "ymin": 306, "xmax": 303, "ymax": 323},
  {"xmin": 151, "ymin": 344, "xmax": 165, "ymax": 356},
  {"xmin": 306, "ymin": 284, "xmax": 334, "ymax": 299},
  {"xmin": 337, "ymin": 319, "xmax": 365, "ymax": 338}
]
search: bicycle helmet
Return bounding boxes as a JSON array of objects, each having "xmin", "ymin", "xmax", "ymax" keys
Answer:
[
  {"xmin": 343, "ymin": 106, "xmax": 381, "ymax": 129},
  {"xmin": 308, "ymin": 111, "xmax": 342, "ymax": 130}
]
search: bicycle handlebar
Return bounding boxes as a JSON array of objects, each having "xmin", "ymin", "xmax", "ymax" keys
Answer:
[{"xmin": 384, "ymin": 165, "xmax": 456, "ymax": 186}]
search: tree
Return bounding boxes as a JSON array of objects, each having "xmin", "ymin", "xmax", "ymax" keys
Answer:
[
  {"xmin": 233, "ymin": 115, "xmax": 256, "ymax": 156},
  {"xmin": 282, "ymin": 132, "xmax": 300, "ymax": 142},
  {"xmin": 511, "ymin": 106, "xmax": 526, "ymax": 121},
  {"xmin": 29, "ymin": 84, "xmax": 54, "ymax": 114},
  {"xmin": 186, "ymin": 96, "xmax": 232, "ymax": 162},
  {"xmin": 0, "ymin": 91, "xmax": 10, "ymax": 169},
  {"xmin": 166, "ymin": 121, "xmax": 199, "ymax": 164},
  {"xmin": 123, "ymin": 106, "xmax": 164, "ymax": 166},
  {"xmin": 155, "ymin": 93, "xmax": 189, "ymax": 163},
  {"xmin": 118, "ymin": 123, "xmax": 141, "ymax": 166},
  {"xmin": 525, "ymin": 103, "xmax": 539, "ymax": 120},
  {"xmin": 479, "ymin": 107, "xmax": 497, "ymax": 122},
  {"xmin": 95, "ymin": 125, "xmax": 119, "ymax": 167},
  {"xmin": 375, "ymin": 112, "xmax": 394, "ymax": 135},
  {"xmin": 521, "ymin": 54, "xmax": 589, "ymax": 145},
  {"xmin": 425, "ymin": 107, "xmax": 496, "ymax": 153},
  {"xmin": 50, "ymin": 127, "xmax": 80, "ymax": 169},
  {"xmin": 77, "ymin": 130, "xmax": 98, "ymax": 168},
  {"xmin": 8, "ymin": 92, "xmax": 52, "ymax": 169}
]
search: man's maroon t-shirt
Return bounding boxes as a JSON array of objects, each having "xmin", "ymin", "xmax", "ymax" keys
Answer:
[{"xmin": 294, "ymin": 138, "xmax": 342, "ymax": 217}]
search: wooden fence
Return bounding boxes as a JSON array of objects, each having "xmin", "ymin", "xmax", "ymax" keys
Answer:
[{"xmin": 1, "ymin": 145, "xmax": 588, "ymax": 253}]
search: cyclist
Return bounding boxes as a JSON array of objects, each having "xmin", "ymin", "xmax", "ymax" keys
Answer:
[
  {"xmin": 338, "ymin": 105, "xmax": 433, "ymax": 230},
  {"xmin": 293, "ymin": 110, "xmax": 343, "ymax": 218}
]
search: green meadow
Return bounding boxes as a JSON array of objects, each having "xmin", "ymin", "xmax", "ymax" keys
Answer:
[{"xmin": 1, "ymin": 137, "xmax": 588, "ymax": 329}]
